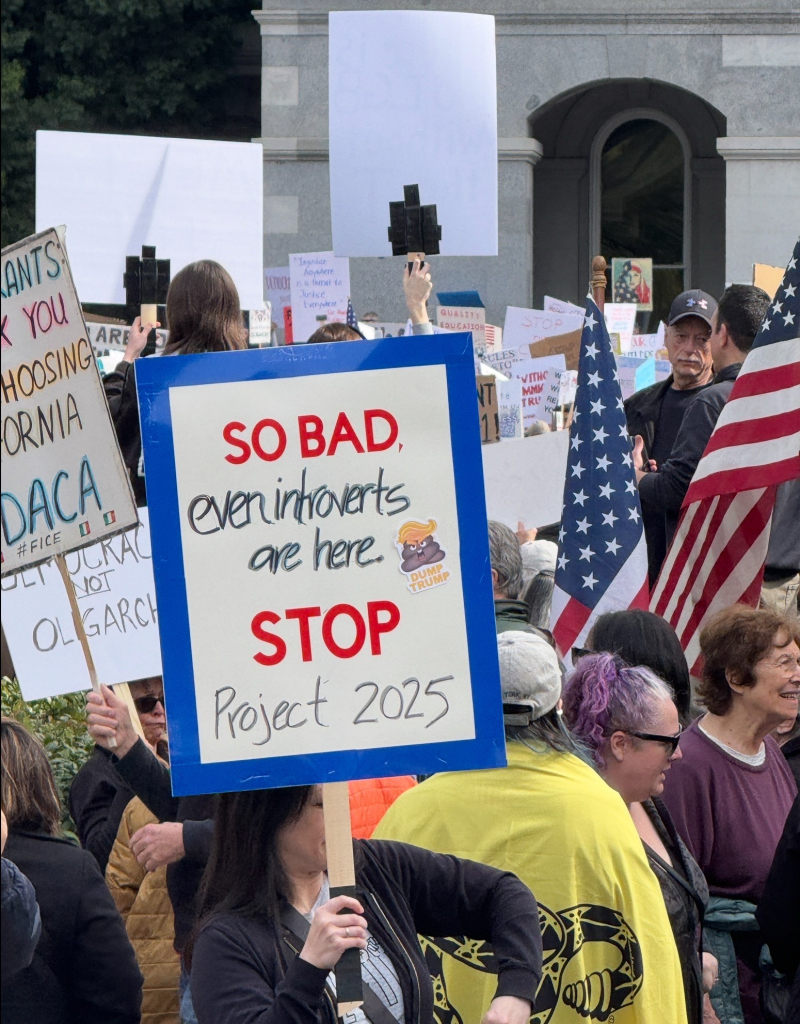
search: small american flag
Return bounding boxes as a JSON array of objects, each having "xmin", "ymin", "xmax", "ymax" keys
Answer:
[
  {"xmin": 651, "ymin": 238, "xmax": 800, "ymax": 674},
  {"xmin": 551, "ymin": 298, "xmax": 649, "ymax": 660},
  {"xmin": 346, "ymin": 297, "xmax": 358, "ymax": 330}
]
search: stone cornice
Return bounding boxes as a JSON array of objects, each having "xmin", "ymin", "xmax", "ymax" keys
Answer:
[
  {"xmin": 255, "ymin": 136, "xmax": 543, "ymax": 163},
  {"xmin": 717, "ymin": 137, "xmax": 800, "ymax": 160},
  {"xmin": 252, "ymin": 9, "xmax": 796, "ymax": 36}
]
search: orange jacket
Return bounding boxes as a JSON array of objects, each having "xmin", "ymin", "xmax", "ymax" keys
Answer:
[{"xmin": 348, "ymin": 776, "xmax": 417, "ymax": 839}]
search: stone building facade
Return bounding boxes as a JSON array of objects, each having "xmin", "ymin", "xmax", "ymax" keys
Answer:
[{"xmin": 254, "ymin": 1, "xmax": 800, "ymax": 327}]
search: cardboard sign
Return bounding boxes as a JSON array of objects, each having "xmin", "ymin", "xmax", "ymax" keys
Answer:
[
  {"xmin": 1, "ymin": 509, "xmax": 161, "ymax": 700},
  {"xmin": 476, "ymin": 376, "xmax": 499, "ymax": 443},
  {"xmin": 503, "ymin": 307, "xmax": 584, "ymax": 351},
  {"xmin": 612, "ymin": 257, "xmax": 653, "ymax": 311},
  {"xmin": 437, "ymin": 306, "xmax": 486, "ymax": 358},
  {"xmin": 135, "ymin": 334, "xmax": 505, "ymax": 795},
  {"xmin": 85, "ymin": 321, "xmax": 168, "ymax": 358},
  {"xmin": 290, "ymin": 251, "xmax": 351, "ymax": 344},
  {"xmin": 35, "ymin": 131, "xmax": 264, "ymax": 309},
  {"xmin": 1, "ymin": 228, "xmax": 138, "ymax": 576},
  {"xmin": 482, "ymin": 431, "xmax": 569, "ymax": 530},
  {"xmin": 528, "ymin": 328, "xmax": 583, "ymax": 372},
  {"xmin": 328, "ymin": 12, "xmax": 498, "ymax": 257},
  {"xmin": 753, "ymin": 263, "xmax": 784, "ymax": 300}
]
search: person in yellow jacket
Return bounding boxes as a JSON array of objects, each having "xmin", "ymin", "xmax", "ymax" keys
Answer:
[
  {"xmin": 106, "ymin": 795, "xmax": 181, "ymax": 1024},
  {"xmin": 375, "ymin": 630, "xmax": 688, "ymax": 1024}
]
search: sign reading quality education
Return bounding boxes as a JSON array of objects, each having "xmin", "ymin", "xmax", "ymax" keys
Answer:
[
  {"xmin": 136, "ymin": 335, "xmax": 504, "ymax": 795},
  {"xmin": 1, "ymin": 228, "xmax": 138, "ymax": 576}
]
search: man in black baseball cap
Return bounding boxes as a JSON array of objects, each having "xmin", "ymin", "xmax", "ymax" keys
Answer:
[{"xmin": 624, "ymin": 288, "xmax": 717, "ymax": 583}]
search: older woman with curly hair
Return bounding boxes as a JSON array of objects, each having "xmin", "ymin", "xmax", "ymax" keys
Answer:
[{"xmin": 662, "ymin": 605, "xmax": 799, "ymax": 1024}]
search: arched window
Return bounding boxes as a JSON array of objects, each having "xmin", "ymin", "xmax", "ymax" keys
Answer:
[{"xmin": 592, "ymin": 112, "xmax": 690, "ymax": 330}]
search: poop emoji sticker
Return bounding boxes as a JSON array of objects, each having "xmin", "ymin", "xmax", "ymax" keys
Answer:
[{"xmin": 396, "ymin": 519, "xmax": 451, "ymax": 594}]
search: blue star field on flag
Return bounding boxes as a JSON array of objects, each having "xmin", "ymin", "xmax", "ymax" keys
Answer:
[
  {"xmin": 753, "ymin": 239, "xmax": 799, "ymax": 348},
  {"xmin": 554, "ymin": 299, "xmax": 645, "ymax": 611},
  {"xmin": 346, "ymin": 297, "xmax": 358, "ymax": 330}
]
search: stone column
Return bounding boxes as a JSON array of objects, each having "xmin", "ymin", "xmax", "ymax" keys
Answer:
[{"xmin": 717, "ymin": 137, "xmax": 800, "ymax": 283}]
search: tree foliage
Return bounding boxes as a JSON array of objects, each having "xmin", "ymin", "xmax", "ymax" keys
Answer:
[
  {"xmin": 1, "ymin": 675, "xmax": 94, "ymax": 837},
  {"xmin": 1, "ymin": 0, "xmax": 257, "ymax": 246}
]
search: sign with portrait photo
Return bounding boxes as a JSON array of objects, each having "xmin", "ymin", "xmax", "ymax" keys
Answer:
[
  {"xmin": 136, "ymin": 334, "xmax": 505, "ymax": 795},
  {"xmin": 611, "ymin": 257, "xmax": 653, "ymax": 311}
]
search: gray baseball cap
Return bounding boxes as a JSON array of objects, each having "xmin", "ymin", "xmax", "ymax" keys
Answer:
[{"xmin": 498, "ymin": 631, "xmax": 562, "ymax": 723}]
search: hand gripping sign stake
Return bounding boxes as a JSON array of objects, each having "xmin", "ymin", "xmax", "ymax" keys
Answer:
[
  {"xmin": 323, "ymin": 782, "xmax": 363, "ymax": 1013},
  {"xmin": 123, "ymin": 245, "xmax": 170, "ymax": 353},
  {"xmin": 54, "ymin": 555, "xmax": 145, "ymax": 745},
  {"xmin": 388, "ymin": 184, "xmax": 442, "ymax": 267}
]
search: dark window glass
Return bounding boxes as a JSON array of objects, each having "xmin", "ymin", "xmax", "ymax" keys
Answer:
[{"xmin": 601, "ymin": 119, "xmax": 685, "ymax": 330}]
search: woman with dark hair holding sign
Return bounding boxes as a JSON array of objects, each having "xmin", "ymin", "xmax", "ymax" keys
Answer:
[
  {"xmin": 103, "ymin": 259, "xmax": 248, "ymax": 504},
  {"xmin": 187, "ymin": 784, "xmax": 541, "ymax": 1024}
]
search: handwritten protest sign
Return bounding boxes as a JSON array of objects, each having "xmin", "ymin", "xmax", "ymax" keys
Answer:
[
  {"xmin": 1, "ymin": 509, "xmax": 160, "ymax": 700},
  {"xmin": 290, "ymin": 251, "xmax": 351, "ymax": 343},
  {"xmin": 136, "ymin": 334, "xmax": 505, "ymax": 795},
  {"xmin": 528, "ymin": 328, "xmax": 583, "ymax": 371},
  {"xmin": 497, "ymin": 379, "xmax": 522, "ymax": 440},
  {"xmin": 265, "ymin": 267, "xmax": 291, "ymax": 330},
  {"xmin": 616, "ymin": 355, "xmax": 657, "ymax": 401},
  {"xmin": 85, "ymin": 321, "xmax": 168, "ymax": 359},
  {"xmin": 1, "ymin": 228, "xmax": 138, "ymax": 576},
  {"xmin": 437, "ymin": 306, "xmax": 487, "ymax": 358},
  {"xmin": 503, "ymin": 307, "xmax": 584, "ymax": 351},
  {"xmin": 36, "ymin": 131, "xmax": 264, "ymax": 309},
  {"xmin": 476, "ymin": 376, "xmax": 499, "ymax": 443},
  {"xmin": 604, "ymin": 303, "xmax": 637, "ymax": 351},
  {"xmin": 544, "ymin": 295, "xmax": 585, "ymax": 318},
  {"xmin": 508, "ymin": 355, "xmax": 567, "ymax": 429}
]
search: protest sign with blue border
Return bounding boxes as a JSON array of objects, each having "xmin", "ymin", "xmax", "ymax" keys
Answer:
[{"xmin": 136, "ymin": 334, "xmax": 505, "ymax": 796}]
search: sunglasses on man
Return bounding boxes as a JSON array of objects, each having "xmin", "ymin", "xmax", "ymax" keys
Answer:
[{"xmin": 133, "ymin": 694, "xmax": 165, "ymax": 715}]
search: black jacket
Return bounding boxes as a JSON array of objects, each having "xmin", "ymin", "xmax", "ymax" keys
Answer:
[
  {"xmin": 623, "ymin": 375, "xmax": 676, "ymax": 462},
  {"xmin": 1, "ymin": 831, "xmax": 142, "ymax": 1024},
  {"xmin": 756, "ymin": 796, "xmax": 799, "ymax": 1017},
  {"xmin": 638, "ymin": 364, "xmax": 741, "ymax": 545},
  {"xmin": 765, "ymin": 478, "xmax": 800, "ymax": 578},
  {"xmin": 190, "ymin": 838, "xmax": 542, "ymax": 1024},
  {"xmin": 112, "ymin": 738, "xmax": 215, "ymax": 953},
  {"xmin": 103, "ymin": 359, "xmax": 146, "ymax": 506},
  {"xmin": 643, "ymin": 798, "xmax": 708, "ymax": 1024},
  {"xmin": 68, "ymin": 744, "xmax": 135, "ymax": 872}
]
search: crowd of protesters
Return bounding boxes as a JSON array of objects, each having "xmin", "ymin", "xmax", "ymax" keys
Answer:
[{"xmin": 1, "ymin": 255, "xmax": 798, "ymax": 1024}]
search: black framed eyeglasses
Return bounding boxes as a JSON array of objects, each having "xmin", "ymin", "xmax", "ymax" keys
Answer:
[
  {"xmin": 627, "ymin": 728, "xmax": 682, "ymax": 755},
  {"xmin": 133, "ymin": 694, "xmax": 165, "ymax": 715}
]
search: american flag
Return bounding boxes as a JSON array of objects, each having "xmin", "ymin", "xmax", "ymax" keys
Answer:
[
  {"xmin": 551, "ymin": 298, "xmax": 649, "ymax": 660},
  {"xmin": 651, "ymin": 238, "xmax": 800, "ymax": 674},
  {"xmin": 346, "ymin": 297, "xmax": 358, "ymax": 330}
]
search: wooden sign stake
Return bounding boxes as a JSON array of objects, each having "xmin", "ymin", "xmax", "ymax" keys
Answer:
[
  {"xmin": 323, "ymin": 781, "xmax": 363, "ymax": 1015},
  {"xmin": 55, "ymin": 554, "xmax": 145, "ymax": 745}
]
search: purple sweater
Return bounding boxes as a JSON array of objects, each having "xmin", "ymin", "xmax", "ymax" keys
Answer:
[{"xmin": 662, "ymin": 719, "xmax": 797, "ymax": 902}]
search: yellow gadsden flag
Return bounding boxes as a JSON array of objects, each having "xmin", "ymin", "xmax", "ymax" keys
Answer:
[{"xmin": 375, "ymin": 742, "xmax": 687, "ymax": 1024}]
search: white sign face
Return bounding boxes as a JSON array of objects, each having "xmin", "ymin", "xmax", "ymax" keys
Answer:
[
  {"xmin": 167, "ymin": 365, "xmax": 476, "ymax": 766},
  {"xmin": 329, "ymin": 11, "xmax": 498, "ymax": 257},
  {"xmin": 503, "ymin": 308, "xmax": 584, "ymax": 350},
  {"xmin": 265, "ymin": 267, "xmax": 291, "ymax": 323},
  {"xmin": 290, "ymin": 251, "xmax": 351, "ymax": 343},
  {"xmin": 482, "ymin": 431, "xmax": 570, "ymax": 530},
  {"xmin": 436, "ymin": 306, "xmax": 487, "ymax": 358},
  {"xmin": 1, "ymin": 510, "xmax": 160, "ymax": 700},
  {"xmin": 1, "ymin": 228, "xmax": 138, "ymax": 575},
  {"xmin": 544, "ymin": 295, "xmax": 586, "ymax": 318},
  {"xmin": 35, "ymin": 131, "xmax": 264, "ymax": 309},
  {"xmin": 86, "ymin": 322, "xmax": 168, "ymax": 358},
  {"xmin": 508, "ymin": 355, "xmax": 567, "ymax": 429},
  {"xmin": 604, "ymin": 303, "xmax": 638, "ymax": 351}
]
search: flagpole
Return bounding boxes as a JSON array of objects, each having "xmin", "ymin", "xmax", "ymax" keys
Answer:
[{"xmin": 591, "ymin": 255, "xmax": 607, "ymax": 313}]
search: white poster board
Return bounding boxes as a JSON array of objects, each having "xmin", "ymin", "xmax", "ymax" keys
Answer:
[
  {"xmin": 508, "ymin": 354, "xmax": 567, "ymax": 428},
  {"xmin": 289, "ymin": 251, "xmax": 351, "ymax": 343},
  {"xmin": 265, "ymin": 267, "xmax": 291, "ymax": 326},
  {"xmin": 35, "ymin": 131, "xmax": 264, "ymax": 309},
  {"xmin": 1, "ymin": 509, "xmax": 161, "ymax": 700},
  {"xmin": 544, "ymin": 295, "xmax": 585, "ymax": 318},
  {"xmin": 503, "ymin": 307, "xmax": 584, "ymax": 350},
  {"xmin": 482, "ymin": 431, "xmax": 570, "ymax": 529},
  {"xmin": 329, "ymin": 12, "xmax": 498, "ymax": 257},
  {"xmin": 1, "ymin": 228, "xmax": 138, "ymax": 575}
]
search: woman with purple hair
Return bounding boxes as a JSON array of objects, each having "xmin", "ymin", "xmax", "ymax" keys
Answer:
[{"xmin": 562, "ymin": 653, "xmax": 717, "ymax": 1024}]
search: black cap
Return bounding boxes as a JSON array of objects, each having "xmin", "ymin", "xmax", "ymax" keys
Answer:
[{"xmin": 668, "ymin": 289, "xmax": 718, "ymax": 328}]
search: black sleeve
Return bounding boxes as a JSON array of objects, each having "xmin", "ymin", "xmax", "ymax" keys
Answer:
[
  {"xmin": 1, "ymin": 857, "xmax": 41, "ymax": 984},
  {"xmin": 113, "ymin": 738, "xmax": 179, "ymax": 822},
  {"xmin": 69, "ymin": 769, "xmax": 132, "ymax": 872},
  {"xmin": 69, "ymin": 850, "xmax": 143, "ymax": 1024},
  {"xmin": 182, "ymin": 819, "xmax": 215, "ymax": 863},
  {"xmin": 756, "ymin": 797, "xmax": 800, "ymax": 976},
  {"xmin": 368, "ymin": 839, "xmax": 542, "ymax": 1005},
  {"xmin": 102, "ymin": 360, "xmax": 134, "ymax": 419},
  {"xmin": 638, "ymin": 394, "xmax": 719, "ymax": 512},
  {"xmin": 192, "ymin": 918, "xmax": 330, "ymax": 1024}
]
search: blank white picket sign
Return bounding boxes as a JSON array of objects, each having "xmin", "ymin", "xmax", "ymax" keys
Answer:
[{"xmin": 329, "ymin": 12, "xmax": 498, "ymax": 258}]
